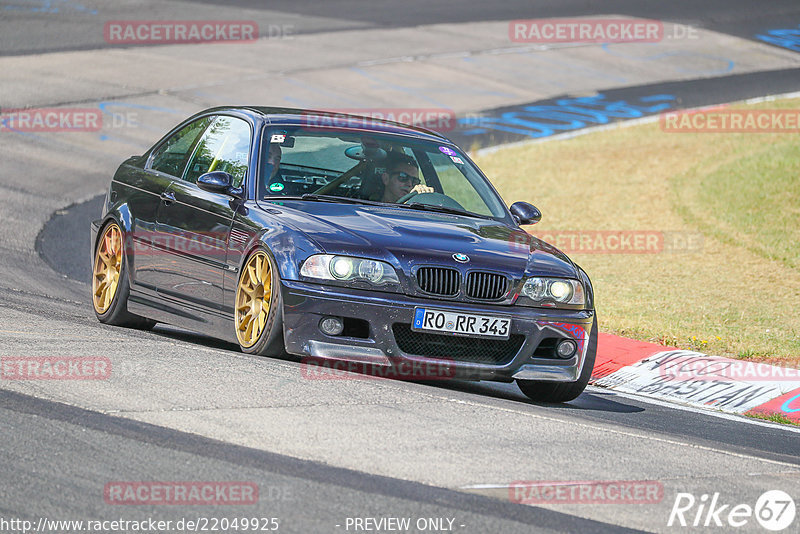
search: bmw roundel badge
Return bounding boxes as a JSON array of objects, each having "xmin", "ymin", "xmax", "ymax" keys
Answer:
[{"xmin": 453, "ymin": 253, "xmax": 469, "ymax": 263}]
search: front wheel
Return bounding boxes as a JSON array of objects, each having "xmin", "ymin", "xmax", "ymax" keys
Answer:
[
  {"xmin": 91, "ymin": 221, "xmax": 155, "ymax": 329},
  {"xmin": 516, "ymin": 316, "xmax": 598, "ymax": 403},
  {"xmin": 234, "ymin": 248, "xmax": 285, "ymax": 356}
]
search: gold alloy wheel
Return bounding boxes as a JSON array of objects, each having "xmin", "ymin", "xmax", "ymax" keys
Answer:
[
  {"xmin": 92, "ymin": 223, "xmax": 123, "ymax": 314},
  {"xmin": 235, "ymin": 251, "xmax": 272, "ymax": 348}
]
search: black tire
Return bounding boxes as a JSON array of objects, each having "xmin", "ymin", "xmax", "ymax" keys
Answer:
[
  {"xmin": 235, "ymin": 248, "xmax": 285, "ymax": 357},
  {"xmin": 516, "ymin": 316, "xmax": 598, "ymax": 403},
  {"xmin": 92, "ymin": 221, "xmax": 157, "ymax": 330}
]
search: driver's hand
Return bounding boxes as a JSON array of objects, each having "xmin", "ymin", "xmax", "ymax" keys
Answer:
[{"xmin": 411, "ymin": 184, "xmax": 434, "ymax": 195}]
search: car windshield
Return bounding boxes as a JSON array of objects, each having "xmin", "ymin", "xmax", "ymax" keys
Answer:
[{"xmin": 258, "ymin": 126, "xmax": 509, "ymax": 220}]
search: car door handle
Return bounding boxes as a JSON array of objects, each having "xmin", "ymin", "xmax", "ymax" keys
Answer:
[{"xmin": 160, "ymin": 191, "xmax": 176, "ymax": 205}]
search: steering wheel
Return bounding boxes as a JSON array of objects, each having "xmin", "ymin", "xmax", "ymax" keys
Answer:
[
  {"xmin": 396, "ymin": 192, "xmax": 466, "ymax": 211},
  {"xmin": 396, "ymin": 190, "xmax": 419, "ymax": 204}
]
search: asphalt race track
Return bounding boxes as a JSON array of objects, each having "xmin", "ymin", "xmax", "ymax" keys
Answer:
[{"xmin": 2, "ymin": 1, "xmax": 800, "ymax": 533}]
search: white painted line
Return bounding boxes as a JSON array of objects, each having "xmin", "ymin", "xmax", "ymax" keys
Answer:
[
  {"xmin": 585, "ymin": 386, "xmax": 800, "ymax": 434},
  {"xmin": 437, "ymin": 397, "xmax": 800, "ymax": 468}
]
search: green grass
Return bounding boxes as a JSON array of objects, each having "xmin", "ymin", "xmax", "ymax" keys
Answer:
[
  {"xmin": 680, "ymin": 141, "xmax": 800, "ymax": 271},
  {"xmin": 746, "ymin": 411, "xmax": 800, "ymax": 427},
  {"xmin": 474, "ymin": 98, "xmax": 800, "ymax": 365}
]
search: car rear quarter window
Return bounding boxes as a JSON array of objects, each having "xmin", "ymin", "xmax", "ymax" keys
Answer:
[
  {"xmin": 183, "ymin": 116, "xmax": 251, "ymax": 186},
  {"xmin": 149, "ymin": 116, "xmax": 214, "ymax": 178}
]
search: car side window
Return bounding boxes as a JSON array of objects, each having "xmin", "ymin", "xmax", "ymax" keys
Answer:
[
  {"xmin": 149, "ymin": 116, "xmax": 214, "ymax": 177},
  {"xmin": 183, "ymin": 116, "xmax": 251, "ymax": 187}
]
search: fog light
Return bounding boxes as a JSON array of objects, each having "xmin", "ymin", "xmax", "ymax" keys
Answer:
[
  {"xmin": 319, "ymin": 316, "xmax": 344, "ymax": 336},
  {"xmin": 556, "ymin": 339, "xmax": 577, "ymax": 359}
]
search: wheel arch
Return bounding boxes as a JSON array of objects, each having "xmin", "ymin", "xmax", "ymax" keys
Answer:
[
  {"xmin": 239, "ymin": 237, "xmax": 282, "ymax": 278},
  {"xmin": 239, "ymin": 226, "xmax": 323, "ymax": 282}
]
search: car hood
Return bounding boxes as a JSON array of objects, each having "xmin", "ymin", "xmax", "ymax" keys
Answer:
[{"xmin": 263, "ymin": 200, "xmax": 578, "ymax": 279}]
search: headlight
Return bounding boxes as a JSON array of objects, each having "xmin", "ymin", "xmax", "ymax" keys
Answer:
[
  {"xmin": 519, "ymin": 277, "xmax": 585, "ymax": 307},
  {"xmin": 300, "ymin": 255, "xmax": 400, "ymax": 286},
  {"xmin": 330, "ymin": 256, "xmax": 354, "ymax": 279}
]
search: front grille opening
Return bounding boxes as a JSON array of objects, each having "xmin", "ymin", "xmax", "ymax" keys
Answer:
[
  {"xmin": 342, "ymin": 317, "xmax": 370, "ymax": 339},
  {"xmin": 532, "ymin": 337, "xmax": 559, "ymax": 359},
  {"xmin": 416, "ymin": 267, "xmax": 460, "ymax": 296},
  {"xmin": 392, "ymin": 323, "xmax": 524, "ymax": 365},
  {"xmin": 466, "ymin": 271, "xmax": 509, "ymax": 300}
]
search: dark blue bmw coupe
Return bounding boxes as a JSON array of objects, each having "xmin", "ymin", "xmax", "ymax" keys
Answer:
[{"xmin": 91, "ymin": 106, "xmax": 597, "ymax": 402}]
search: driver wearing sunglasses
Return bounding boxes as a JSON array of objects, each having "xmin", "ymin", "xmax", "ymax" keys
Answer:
[{"xmin": 380, "ymin": 153, "xmax": 433, "ymax": 203}]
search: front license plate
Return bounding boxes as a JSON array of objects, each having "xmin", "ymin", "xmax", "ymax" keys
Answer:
[{"xmin": 412, "ymin": 308, "xmax": 510, "ymax": 339}]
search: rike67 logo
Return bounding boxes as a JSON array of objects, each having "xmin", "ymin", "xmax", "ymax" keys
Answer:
[{"xmin": 668, "ymin": 490, "xmax": 796, "ymax": 531}]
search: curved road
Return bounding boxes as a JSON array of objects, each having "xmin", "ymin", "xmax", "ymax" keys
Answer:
[{"xmin": 2, "ymin": 1, "xmax": 800, "ymax": 532}]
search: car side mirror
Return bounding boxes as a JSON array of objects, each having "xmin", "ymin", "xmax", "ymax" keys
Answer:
[
  {"xmin": 510, "ymin": 201, "xmax": 542, "ymax": 225},
  {"xmin": 197, "ymin": 171, "xmax": 243, "ymax": 198}
]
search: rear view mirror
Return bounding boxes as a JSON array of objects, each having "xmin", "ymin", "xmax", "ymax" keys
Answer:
[
  {"xmin": 345, "ymin": 144, "xmax": 387, "ymax": 162},
  {"xmin": 510, "ymin": 201, "xmax": 542, "ymax": 225},
  {"xmin": 197, "ymin": 171, "xmax": 233, "ymax": 191},
  {"xmin": 197, "ymin": 171, "xmax": 243, "ymax": 199}
]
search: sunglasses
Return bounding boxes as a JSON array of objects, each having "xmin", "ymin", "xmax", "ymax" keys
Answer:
[{"xmin": 391, "ymin": 171, "xmax": 420, "ymax": 185}]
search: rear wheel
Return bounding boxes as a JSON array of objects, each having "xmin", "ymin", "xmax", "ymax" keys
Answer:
[
  {"xmin": 234, "ymin": 249, "xmax": 285, "ymax": 356},
  {"xmin": 92, "ymin": 221, "xmax": 155, "ymax": 329},
  {"xmin": 516, "ymin": 316, "xmax": 597, "ymax": 403}
]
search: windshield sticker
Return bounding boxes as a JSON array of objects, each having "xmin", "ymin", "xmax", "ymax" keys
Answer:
[
  {"xmin": 439, "ymin": 146, "xmax": 456, "ymax": 156},
  {"xmin": 270, "ymin": 134, "xmax": 286, "ymax": 144},
  {"xmin": 269, "ymin": 182, "xmax": 285, "ymax": 192},
  {"xmin": 450, "ymin": 156, "xmax": 464, "ymax": 164}
]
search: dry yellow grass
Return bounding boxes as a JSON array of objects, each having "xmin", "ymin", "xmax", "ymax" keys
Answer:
[{"xmin": 474, "ymin": 98, "xmax": 800, "ymax": 365}]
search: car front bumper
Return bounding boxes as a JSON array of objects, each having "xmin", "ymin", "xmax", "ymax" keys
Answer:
[{"xmin": 281, "ymin": 280, "xmax": 594, "ymax": 383}]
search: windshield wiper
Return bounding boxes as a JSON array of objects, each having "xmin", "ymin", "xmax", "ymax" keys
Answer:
[
  {"xmin": 299, "ymin": 194, "xmax": 386, "ymax": 206},
  {"xmin": 264, "ymin": 194, "xmax": 381, "ymax": 205},
  {"xmin": 393, "ymin": 202, "xmax": 491, "ymax": 219},
  {"xmin": 268, "ymin": 194, "xmax": 490, "ymax": 219}
]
